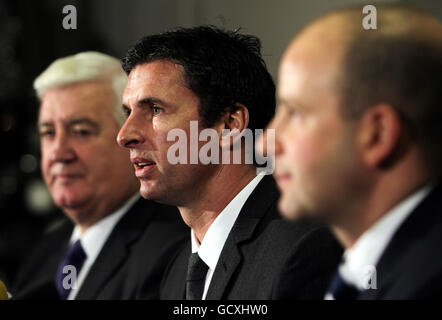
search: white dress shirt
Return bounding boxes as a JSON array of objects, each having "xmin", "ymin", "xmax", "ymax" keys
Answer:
[
  {"xmin": 325, "ymin": 183, "xmax": 433, "ymax": 299},
  {"xmin": 190, "ymin": 172, "xmax": 266, "ymax": 300},
  {"xmin": 67, "ymin": 193, "xmax": 140, "ymax": 300}
]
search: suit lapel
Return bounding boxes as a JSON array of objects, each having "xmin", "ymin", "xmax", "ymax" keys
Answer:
[
  {"xmin": 45, "ymin": 221, "xmax": 73, "ymax": 282},
  {"xmin": 15, "ymin": 220, "xmax": 72, "ymax": 299},
  {"xmin": 205, "ymin": 175, "xmax": 279, "ymax": 299},
  {"xmin": 204, "ymin": 237, "xmax": 243, "ymax": 300},
  {"xmin": 75, "ymin": 198, "xmax": 156, "ymax": 299},
  {"xmin": 358, "ymin": 180, "xmax": 442, "ymax": 299}
]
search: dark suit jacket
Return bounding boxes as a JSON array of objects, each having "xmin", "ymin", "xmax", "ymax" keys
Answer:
[
  {"xmin": 359, "ymin": 180, "xmax": 442, "ymax": 299},
  {"xmin": 13, "ymin": 197, "xmax": 188, "ymax": 300},
  {"xmin": 161, "ymin": 175, "xmax": 342, "ymax": 300}
]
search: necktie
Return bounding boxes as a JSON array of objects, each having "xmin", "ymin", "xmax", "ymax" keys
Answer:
[
  {"xmin": 328, "ymin": 271, "xmax": 360, "ymax": 300},
  {"xmin": 56, "ymin": 240, "xmax": 87, "ymax": 300},
  {"xmin": 186, "ymin": 252, "xmax": 209, "ymax": 300}
]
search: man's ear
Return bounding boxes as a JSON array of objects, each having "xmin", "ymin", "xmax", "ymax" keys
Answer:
[
  {"xmin": 218, "ymin": 103, "xmax": 250, "ymax": 148},
  {"xmin": 356, "ymin": 103, "xmax": 402, "ymax": 169}
]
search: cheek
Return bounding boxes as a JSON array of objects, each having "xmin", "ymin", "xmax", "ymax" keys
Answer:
[
  {"xmin": 283, "ymin": 127, "xmax": 338, "ymax": 179},
  {"xmin": 154, "ymin": 123, "xmax": 193, "ymax": 162},
  {"xmin": 281, "ymin": 126, "xmax": 319, "ymax": 166},
  {"xmin": 155, "ymin": 130, "xmax": 175, "ymax": 164},
  {"xmin": 303, "ymin": 114, "xmax": 342, "ymax": 157},
  {"xmin": 40, "ymin": 150, "xmax": 52, "ymax": 180},
  {"xmin": 41, "ymin": 161, "xmax": 50, "ymax": 184},
  {"xmin": 293, "ymin": 136, "xmax": 319, "ymax": 163},
  {"xmin": 75, "ymin": 144, "xmax": 110, "ymax": 176}
]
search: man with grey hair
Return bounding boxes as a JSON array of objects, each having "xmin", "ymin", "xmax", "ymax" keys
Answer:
[{"xmin": 13, "ymin": 51, "xmax": 188, "ymax": 300}]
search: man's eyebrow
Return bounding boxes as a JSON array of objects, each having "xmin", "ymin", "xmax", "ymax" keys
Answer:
[
  {"xmin": 122, "ymin": 97, "xmax": 170, "ymax": 113},
  {"xmin": 277, "ymin": 97, "xmax": 308, "ymax": 110},
  {"xmin": 276, "ymin": 97, "xmax": 292, "ymax": 111},
  {"xmin": 38, "ymin": 118, "xmax": 100, "ymax": 132},
  {"xmin": 38, "ymin": 121, "xmax": 53, "ymax": 128},
  {"xmin": 68, "ymin": 118, "xmax": 100, "ymax": 130},
  {"xmin": 138, "ymin": 97, "xmax": 167, "ymax": 107},
  {"xmin": 276, "ymin": 97, "xmax": 287, "ymax": 106}
]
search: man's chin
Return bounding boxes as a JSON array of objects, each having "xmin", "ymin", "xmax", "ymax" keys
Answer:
[
  {"xmin": 278, "ymin": 194, "xmax": 305, "ymax": 221},
  {"xmin": 139, "ymin": 183, "xmax": 161, "ymax": 201},
  {"xmin": 139, "ymin": 183, "xmax": 183, "ymax": 206},
  {"xmin": 53, "ymin": 191, "xmax": 89, "ymax": 210}
]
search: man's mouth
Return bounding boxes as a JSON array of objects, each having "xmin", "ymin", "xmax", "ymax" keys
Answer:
[
  {"xmin": 274, "ymin": 172, "xmax": 292, "ymax": 189},
  {"xmin": 131, "ymin": 157, "xmax": 156, "ymax": 177},
  {"xmin": 135, "ymin": 161, "xmax": 155, "ymax": 168}
]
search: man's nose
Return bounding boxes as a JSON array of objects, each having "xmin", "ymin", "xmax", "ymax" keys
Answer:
[
  {"xmin": 117, "ymin": 115, "xmax": 145, "ymax": 148},
  {"xmin": 256, "ymin": 118, "xmax": 282, "ymax": 157},
  {"xmin": 50, "ymin": 132, "xmax": 76, "ymax": 164}
]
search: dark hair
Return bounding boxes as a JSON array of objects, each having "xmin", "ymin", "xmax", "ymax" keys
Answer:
[
  {"xmin": 122, "ymin": 26, "xmax": 275, "ymax": 130},
  {"xmin": 339, "ymin": 16, "xmax": 442, "ymax": 171}
]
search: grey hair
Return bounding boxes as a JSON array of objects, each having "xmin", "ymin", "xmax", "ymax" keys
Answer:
[{"xmin": 33, "ymin": 51, "xmax": 127, "ymax": 126}]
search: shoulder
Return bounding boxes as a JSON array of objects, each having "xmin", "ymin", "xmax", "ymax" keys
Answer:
[
  {"xmin": 378, "ymin": 219, "xmax": 442, "ymax": 299},
  {"xmin": 262, "ymin": 219, "xmax": 342, "ymax": 267},
  {"xmin": 12, "ymin": 217, "xmax": 72, "ymax": 294},
  {"xmin": 27, "ymin": 217, "xmax": 72, "ymax": 254},
  {"xmin": 362, "ymin": 184, "xmax": 442, "ymax": 299}
]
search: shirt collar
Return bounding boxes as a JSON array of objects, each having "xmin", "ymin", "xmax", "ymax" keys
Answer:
[
  {"xmin": 70, "ymin": 193, "xmax": 140, "ymax": 262},
  {"xmin": 191, "ymin": 173, "xmax": 266, "ymax": 270},
  {"xmin": 340, "ymin": 183, "xmax": 433, "ymax": 289}
]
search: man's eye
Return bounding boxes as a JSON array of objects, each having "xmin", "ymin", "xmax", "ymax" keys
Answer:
[
  {"xmin": 283, "ymin": 105, "xmax": 299, "ymax": 118},
  {"xmin": 123, "ymin": 107, "xmax": 131, "ymax": 117},
  {"xmin": 152, "ymin": 106, "xmax": 162, "ymax": 115},
  {"xmin": 73, "ymin": 129, "xmax": 92, "ymax": 136},
  {"xmin": 39, "ymin": 130, "xmax": 55, "ymax": 138},
  {"xmin": 287, "ymin": 108, "xmax": 298, "ymax": 117}
]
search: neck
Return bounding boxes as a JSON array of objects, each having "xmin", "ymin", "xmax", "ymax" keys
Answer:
[
  {"xmin": 68, "ymin": 183, "xmax": 139, "ymax": 234},
  {"xmin": 332, "ymin": 151, "xmax": 432, "ymax": 249},
  {"xmin": 178, "ymin": 164, "xmax": 256, "ymax": 243}
]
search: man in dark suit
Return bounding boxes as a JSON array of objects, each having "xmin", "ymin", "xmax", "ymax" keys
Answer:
[
  {"xmin": 262, "ymin": 4, "xmax": 442, "ymax": 299},
  {"xmin": 13, "ymin": 51, "xmax": 188, "ymax": 299},
  {"xmin": 117, "ymin": 26, "xmax": 342, "ymax": 300},
  {"xmin": 160, "ymin": 174, "xmax": 341, "ymax": 299}
]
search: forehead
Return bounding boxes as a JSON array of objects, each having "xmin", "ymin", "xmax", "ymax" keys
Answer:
[
  {"xmin": 39, "ymin": 81, "xmax": 116, "ymax": 123},
  {"xmin": 127, "ymin": 60, "xmax": 186, "ymax": 86},
  {"xmin": 123, "ymin": 60, "xmax": 195, "ymax": 103},
  {"xmin": 278, "ymin": 27, "xmax": 346, "ymax": 103}
]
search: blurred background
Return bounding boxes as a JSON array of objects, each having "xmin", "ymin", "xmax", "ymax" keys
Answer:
[{"xmin": 0, "ymin": 0, "xmax": 440, "ymax": 288}]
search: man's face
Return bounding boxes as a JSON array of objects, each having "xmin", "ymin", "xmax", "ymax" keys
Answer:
[
  {"xmin": 117, "ymin": 60, "xmax": 218, "ymax": 206},
  {"xmin": 39, "ymin": 81, "xmax": 137, "ymax": 225},
  {"xmin": 271, "ymin": 28, "xmax": 364, "ymax": 221}
]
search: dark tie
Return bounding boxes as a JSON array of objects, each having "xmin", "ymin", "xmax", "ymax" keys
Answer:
[
  {"xmin": 56, "ymin": 239, "xmax": 87, "ymax": 300},
  {"xmin": 186, "ymin": 252, "xmax": 209, "ymax": 300},
  {"xmin": 328, "ymin": 271, "xmax": 360, "ymax": 300}
]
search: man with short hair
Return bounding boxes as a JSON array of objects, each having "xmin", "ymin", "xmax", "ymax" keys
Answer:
[
  {"xmin": 13, "ymin": 51, "xmax": 188, "ymax": 300},
  {"xmin": 264, "ymin": 5, "xmax": 442, "ymax": 299},
  {"xmin": 118, "ymin": 26, "xmax": 342, "ymax": 300}
]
